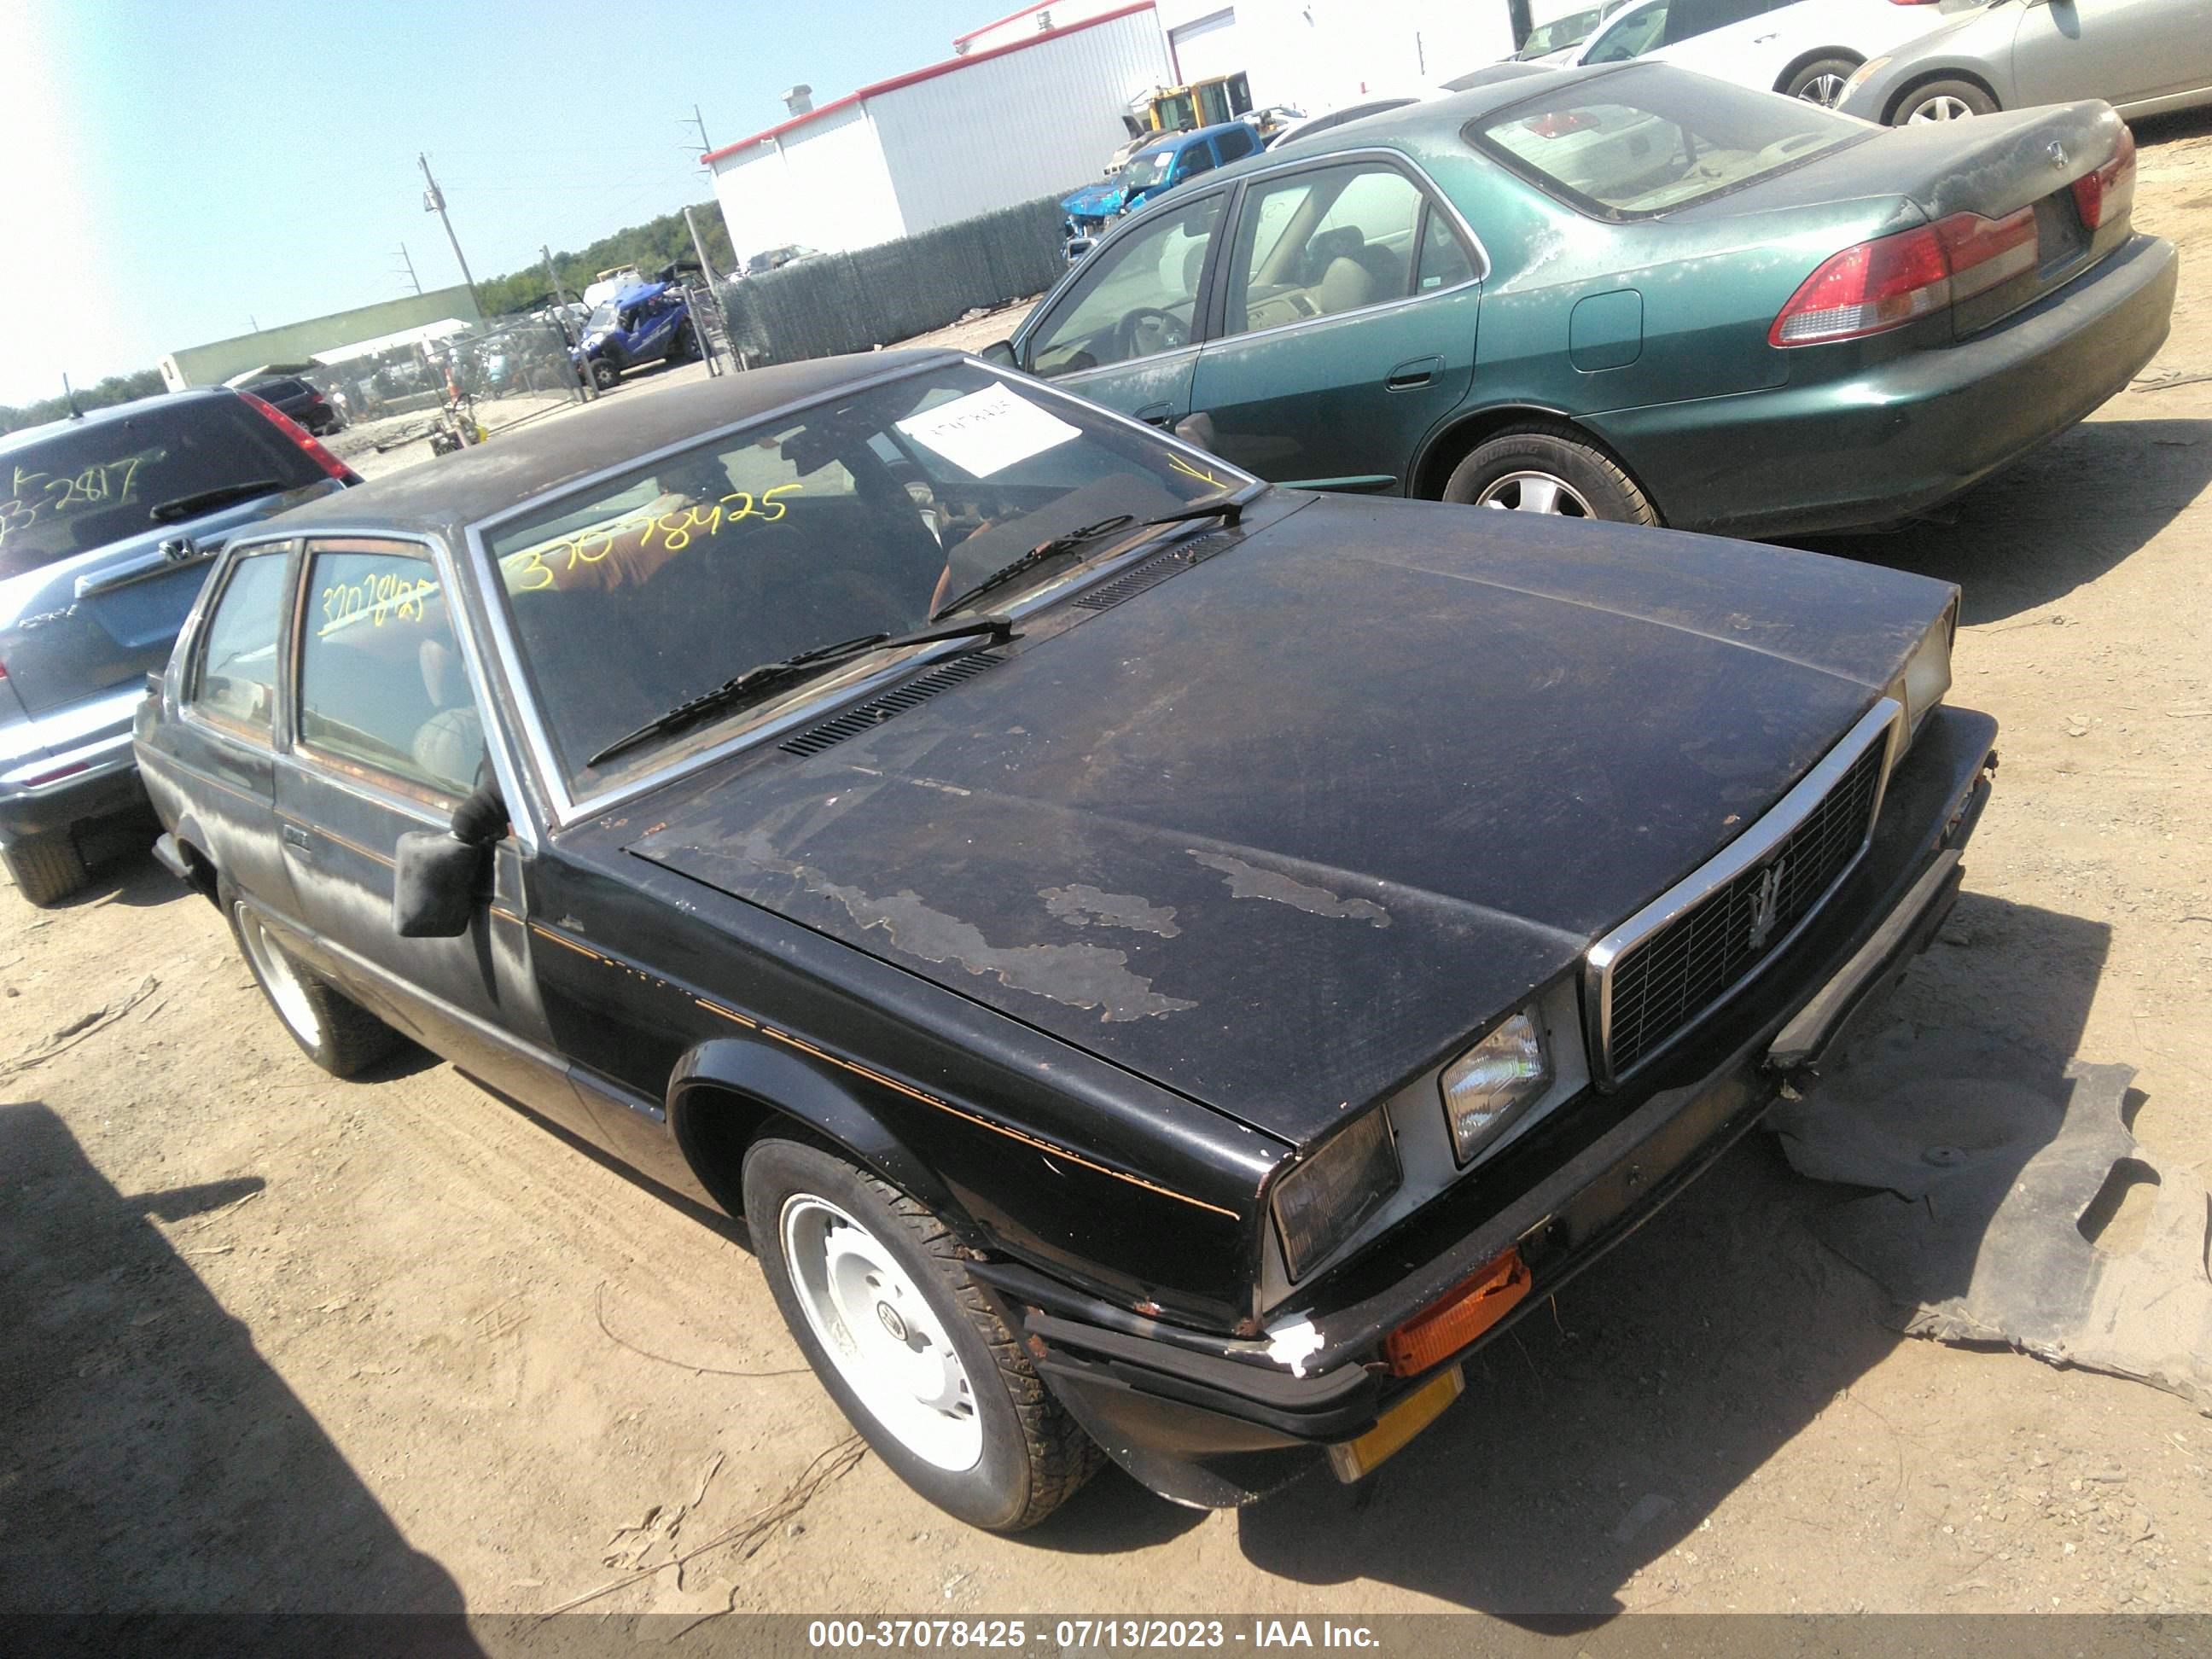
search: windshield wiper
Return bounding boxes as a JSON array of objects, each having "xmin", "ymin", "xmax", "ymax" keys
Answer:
[
  {"xmin": 148, "ymin": 479, "xmax": 284, "ymax": 524},
  {"xmin": 930, "ymin": 514, "xmax": 1135, "ymax": 621},
  {"xmin": 930, "ymin": 485, "xmax": 1262, "ymax": 621},
  {"xmin": 585, "ymin": 614, "xmax": 1016, "ymax": 769}
]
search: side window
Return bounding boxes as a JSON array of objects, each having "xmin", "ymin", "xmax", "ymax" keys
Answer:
[
  {"xmin": 1214, "ymin": 125, "xmax": 1257, "ymax": 164},
  {"xmin": 189, "ymin": 550, "xmax": 291, "ymax": 738},
  {"xmin": 1416, "ymin": 207, "xmax": 1477, "ymax": 292},
  {"xmin": 1586, "ymin": 0, "xmax": 1666, "ymax": 60},
  {"xmin": 1026, "ymin": 195, "xmax": 1225, "ymax": 377},
  {"xmin": 1177, "ymin": 143, "xmax": 1219, "ymax": 182},
  {"xmin": 295, "ymin": 543, "xmax": 482, "ymax": 800},
  {"xmin": 1222, "ymin": 162, "xmax": 1424, "ymax": 336}
]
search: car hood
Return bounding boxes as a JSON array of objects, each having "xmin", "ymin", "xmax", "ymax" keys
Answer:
[
  {"xmin": 629, "ymin": 495, "xmax": 1953, "ymax": 1144},
  {"xmin": 1061, "ymin": 180, "xmax": 1127, "ymax": 218}
]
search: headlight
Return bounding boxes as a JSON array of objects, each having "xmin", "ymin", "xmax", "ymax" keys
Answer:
[
  {"xmin": 1271, "ymin": 1109, "xmax": 1400, "ymax": 1281},
  {"xmin": 1888, "ymin": 594, "xmax": 1957, "ymax": 740},
  {"xmin": 1845, "ymin": 55, "xmax": 1889, "ymax": 93},
  {"xmin": 1441, "ymin": 1009, "xmax": 1553, "ymax": 1163}
]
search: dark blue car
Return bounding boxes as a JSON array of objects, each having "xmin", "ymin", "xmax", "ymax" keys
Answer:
[
  {"xmin": 1061, "ymin": 119, "xmax": 1264, "ymax": 263},
  {"xmin": 572, "ymin": 281, "xmax": 701, "ymax": 390}
]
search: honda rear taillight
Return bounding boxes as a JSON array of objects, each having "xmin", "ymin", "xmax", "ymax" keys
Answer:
[
  {"xmin": 1769, "ymin": 207, "xmax": 2038, "ymax": 346},
  {"xmin": 2071, "ymin": 125, "xmax": 2137, "ymax": 230},
  {"xmin": 242, "ymin": 392, "xmax": 359, "ymax": 485}
]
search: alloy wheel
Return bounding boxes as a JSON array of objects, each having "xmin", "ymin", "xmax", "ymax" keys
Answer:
[
  {"xmin": 1797, "ymin": 73, "xmax": 1848, "ymax": 107},
  {"xmin": 236, "ymin": 907, "xmax": 324, "ymax": 1048},
  {"xmin": 780, "ymin": 1194, "xmax": 982, "ymax": 1471},
  {"xmin": 1909, "ymin": 96, "xmax": 1977, "ymax": 123},
  {"xmin": 1476, "ymin": 469, "xmax": 1595, "ymax": 516}
]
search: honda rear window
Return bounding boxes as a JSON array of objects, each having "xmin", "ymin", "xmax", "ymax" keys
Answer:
[
  {"xmin": 1468, "ymin": 64, "xmax": 1864, "ymax": 220},
  {"xmin": 0, "ymin": 397, "xmax": 325, "ymax": 579}
]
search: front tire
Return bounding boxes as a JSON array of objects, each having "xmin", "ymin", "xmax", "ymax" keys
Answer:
[
  {"xmin": 3, "ymin": 833, "xmax": 90, "ymax": 907},
  {"xmin": 1894, "ymin": 79, "xmax": 1996, "ymax": 125},
  {"xmin": 227, "ymin": 892, "xmax": 401, "ymax": 1077},
  {"xmin": 1784, "ymin": 56, "xmax": 1857, "ymax": 107},
  {"xmin": 590, "ymin": 356, "xmax": 621, "ymax": 390},
  {"xmin": 1441, "ymin": 423, "xmax": 1657, "ymax": 525},
  {"xmin": 742, "ymin": 1135, "xmax": 1101, "ymax": 1532}
]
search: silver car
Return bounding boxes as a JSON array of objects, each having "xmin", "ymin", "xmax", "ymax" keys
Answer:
[
  {"xmin": 1838, "ymin": 0, "xmax": 2212, "ymax": 124},
  {"xmin": 0, "ymin": 389, "xmax": 356, "ymax": 904}
]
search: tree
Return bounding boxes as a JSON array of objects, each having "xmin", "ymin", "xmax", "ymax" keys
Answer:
[
  {"xmin": 0, "ymin": 369, "xmax": 169, "ymax": 437},
  {"xmin": 478, "ymin": 201, "xmax": 737, "ymax": 317}
]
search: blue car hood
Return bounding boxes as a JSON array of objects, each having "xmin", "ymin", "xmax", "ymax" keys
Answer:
[{"xmin": 1061, "ymin": 180, "xmax": 1126, "ymax": 218}]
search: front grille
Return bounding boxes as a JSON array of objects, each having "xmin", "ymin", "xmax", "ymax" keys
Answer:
[{"xmin": 1598, "ymin": 720, "xmax": 1890, "ymax": 1083}]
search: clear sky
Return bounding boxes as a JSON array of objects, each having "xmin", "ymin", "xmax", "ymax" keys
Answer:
[{"xmin": 0, "ymin": 0, "xmax": 990, "ymax": 405}]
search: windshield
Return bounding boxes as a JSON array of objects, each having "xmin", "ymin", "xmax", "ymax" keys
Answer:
[
  {"xmin": 0, "ymin": 398, "xmax": 325, "ymax": 579},
  {"xmin": 478, "ymin": 362, "xmax": 1248, "ymax": 792},
  {"xmin": 586, "ymin": 302, "xmax": 620, "ymax": 333},
  {"xmin": 1471, "ymin": 64, "xmax": 1866, "ymax": 218},
  {"xmin": 1518, "ymin": 7, "xmax": 1602, "ymax": 54},
  {"xmin": 1121, "ymin": 148, "xmax": 1178, "ymax": 189}
]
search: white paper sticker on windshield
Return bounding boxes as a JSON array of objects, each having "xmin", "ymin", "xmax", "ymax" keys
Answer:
[{"xmin": 895, "ymin": 382, "xmax": 1081, "ymax": 479}]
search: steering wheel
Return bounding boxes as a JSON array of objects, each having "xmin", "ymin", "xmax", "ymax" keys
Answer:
[{"xmin": 1114, "ymin": 307, "xmax": 1189, "ymax": 358}]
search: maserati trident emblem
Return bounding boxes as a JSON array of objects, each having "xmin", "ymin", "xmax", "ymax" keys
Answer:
[{"xmin": 1748, "ymin": 860, "xmax": 1787, "ymax": 951}]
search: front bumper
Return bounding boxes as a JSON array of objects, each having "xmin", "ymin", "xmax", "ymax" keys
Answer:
[
  {"xmin": 982, "ymin": 705, "xmax": 1999, "ymax": 1508},
  {"xmin": 1588, "ymin": 232, "xmax": 2176, "ymax": 539}
]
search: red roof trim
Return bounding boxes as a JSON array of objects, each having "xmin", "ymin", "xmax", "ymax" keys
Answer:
[
  {"xmin": 704, "ymin": 1, "xmax": 1157, "ymax": 164},
  {"xmin": 952, "ymin": 0, "xmax": 1055, "ymax": 47}
]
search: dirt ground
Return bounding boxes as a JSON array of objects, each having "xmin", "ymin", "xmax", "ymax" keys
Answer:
[{"xmin": 6, "ymin": 111, "xmax": 2212, "ymax": 1629}]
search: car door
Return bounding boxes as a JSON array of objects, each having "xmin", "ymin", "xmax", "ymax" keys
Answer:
[
  {"xmin": 1020, "ymin": 189, "xmax": 1230, "ymax": 430},
  {"xmin": 2010, "ymin": 0, "xmax": 2212, "ymax": 108},
  {"xmin": 164, "ymin": 541, "xmax": 299, "ymax": 915},
  {"xmin": 1186, "ymin": 156, "xmax": 1481, "ymax": 491},
  {"xmin": 271, "ymin": 534, "xmax": 556, "ymax": 1099}
]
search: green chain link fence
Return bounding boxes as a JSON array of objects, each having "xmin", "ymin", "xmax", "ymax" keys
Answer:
[{"xmin": 719, "ymin": 196, "xmax": 1069, "ymax": 366}]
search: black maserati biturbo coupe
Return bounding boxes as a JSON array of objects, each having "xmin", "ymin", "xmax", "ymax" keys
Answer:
[{"xmin": 135, "ymin": 351, "xmax": 1994, "ymax": 1528}]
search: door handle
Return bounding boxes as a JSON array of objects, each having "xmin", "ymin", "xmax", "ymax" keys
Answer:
[
  {"xmin": 1386, "ymin": 356, "xmax": 1443, "ymax": 391},
  {"xmin": 281, "ymin": 823, "xmax": 313, "ymax": 854},
  {"xmin": 1133, "ymin": 402, "xmax": 1176, "ymax": 427}
]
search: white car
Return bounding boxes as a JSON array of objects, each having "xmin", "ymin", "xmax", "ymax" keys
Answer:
[{"xmin": 1572, "ymin": 0, "xmax": 1975, "ymax": 106}]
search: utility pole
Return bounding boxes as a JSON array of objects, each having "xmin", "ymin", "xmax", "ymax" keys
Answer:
[
  {"xmin": 684, "ymin": 104, "xmax": 713, "ymax": 162},
  {"xmin": 682, "ymin": 204, "xmax": 719, "ymax": 284},
  {"xmin": 417, "ymin": 153, "xmax": 482, "ymax": 315},
  {"xmin": 542, "ymin": 245, "xmax": 594, "ymax": 401},
  {"xmin": 393, "ymin": 242, "xmax": 422, "ymax": 295}
]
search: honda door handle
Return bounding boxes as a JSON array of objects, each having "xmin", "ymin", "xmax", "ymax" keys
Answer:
[
  {"xmin": 1133, "ymin": 402, "xmax": 1176, "ymax": 427},
  {"xmin": 281, "ymin": 823, "xmax": 313, "ymax": 853},
  {"xmin": 1386, "ymin": 357, "xmax": 1443, "ymax": 391}
]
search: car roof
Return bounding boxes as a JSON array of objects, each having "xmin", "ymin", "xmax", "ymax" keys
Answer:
[
  {"xmin": 1112, "ymin": 63, "xmax": 1613, "ymax": 199},
  {"xmin": 1150, "ymin": 120, "xmax": 1254, "ymax": 152},
  {"xmin": 275, "ymin": 348, "xmax": 967, "ymax": 541},
  {"xmin": 0, "ymin": 385, "xmax": 241, "ymax": 456}
]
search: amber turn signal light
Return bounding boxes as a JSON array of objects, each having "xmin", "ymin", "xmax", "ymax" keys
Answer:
[{"xmin": 1382, "ymin": 1249, "xmax": 1531, "ymax": 1377}]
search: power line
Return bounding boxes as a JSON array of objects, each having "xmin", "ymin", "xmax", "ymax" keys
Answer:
[{"xmin": 393, "ymin": 242, "xmax": 422, "ymax": 295}]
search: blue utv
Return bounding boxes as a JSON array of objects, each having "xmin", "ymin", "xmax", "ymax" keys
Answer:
[{"xmin": 571, "ymin": 278, "xmax": 701, "ymax": 390}]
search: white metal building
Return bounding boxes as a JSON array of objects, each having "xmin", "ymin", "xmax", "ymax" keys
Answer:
[{"xmin": 705, "ymin": 4, "xmax": 1173, "ymax": 261}]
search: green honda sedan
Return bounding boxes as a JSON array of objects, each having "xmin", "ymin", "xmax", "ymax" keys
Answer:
[{"xmin": 994, "ymin": 62, "xmax": 2175, "ymax": 538}]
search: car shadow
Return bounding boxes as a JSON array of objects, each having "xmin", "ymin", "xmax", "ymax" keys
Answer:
[
  {"xmin": 1791, "ymin": 417, "xmax": 2212, "ymax": 625},
  {"xmin": 1227, "ymin": 894, "xmax": 2109, "ymax": 1618},
  {"xmin": 0, "ymin": 1100, "xmax": 478, "ymax": 1629}
]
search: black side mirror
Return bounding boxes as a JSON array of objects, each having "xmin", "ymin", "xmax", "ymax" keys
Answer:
[
  {"xmin": 978, "ymin": 339, "xmax": 1019, "ymax": 370},
  {"xmin": 392, "ymin": 777, "xmax": 506, "ymax": 939}
]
